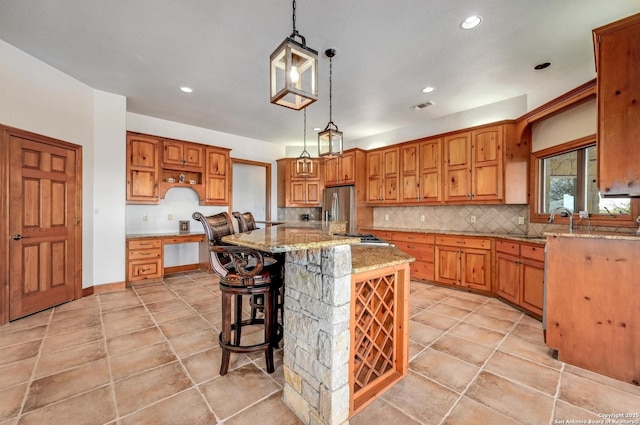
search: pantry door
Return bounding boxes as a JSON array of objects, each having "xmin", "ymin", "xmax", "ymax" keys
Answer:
[{"xmin": 5, "ymin": 127, "xmax": 82, "ymax": 322}]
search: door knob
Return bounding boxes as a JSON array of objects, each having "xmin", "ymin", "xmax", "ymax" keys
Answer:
[{"xmin": 12, "ymin": 234, "xmax": 24, "ymax": 240}]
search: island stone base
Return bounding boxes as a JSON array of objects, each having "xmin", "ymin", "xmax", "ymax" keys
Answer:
[{"xmin": 282, "ymin": 245, "xmax": 352, "ymax": 425}]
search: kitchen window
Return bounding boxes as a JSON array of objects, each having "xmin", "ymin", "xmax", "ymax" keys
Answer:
[{"xmin": 531, "ymin": 135, "xmax": 638, "ymax": 227}]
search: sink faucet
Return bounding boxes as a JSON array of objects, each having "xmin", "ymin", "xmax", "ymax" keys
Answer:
[{"xmin": 548, "ymin": 207, "xmax": 574, "ymax": 233}]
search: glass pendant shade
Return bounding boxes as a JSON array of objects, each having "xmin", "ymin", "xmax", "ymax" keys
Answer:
[
  {"xmin": 318, "ymin": 125, "xmax": 343, "ymax": 158},
  {"xmin": 295, "ymin": 156, "xmax": 314, "ymax": 176},
  {"xmin": 270, "ymin": 38, "xmax": 318, "ymax": 110}
]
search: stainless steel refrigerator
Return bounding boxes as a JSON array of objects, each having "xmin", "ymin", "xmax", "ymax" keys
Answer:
[{"xmin": 322, "ymin": 185, "xmax": 356, "ymax": 234}]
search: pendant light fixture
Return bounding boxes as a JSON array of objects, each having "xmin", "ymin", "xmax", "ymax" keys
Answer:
[
  {"xmin": 270, "ymin": 0, "xmax": 318, "ymax": 110},
  {"xmin": 318, "ymin": 48, "xmax": 343, "ymax": 158},
  {"xmin": 295, "ymin": 108, "xmax": 314, "ymax": 176}
]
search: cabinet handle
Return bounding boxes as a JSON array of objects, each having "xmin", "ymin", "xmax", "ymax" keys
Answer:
[
  {"xmin": 140, "ymin": 252, "xmax": 150, "ymax": 256},
  {"xmin": 139, "ymin": 242, "xmax": 150, "ymax": 246},
  {"xmin": 407, "ymin": 245, "xmax": 416, "ymax": 249},
  {"xmin": 456, "ymin": 241, "xmax": 466, "ymax": 244}
]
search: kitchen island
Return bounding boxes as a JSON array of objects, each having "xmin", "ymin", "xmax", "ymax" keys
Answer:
[
  {"xmin": 545, "ymin": 231, "xmax": 640, "ymax": 386},
  {"xmin": 222, "ymin": 223, "xmax": 414, "ymax": 424}
]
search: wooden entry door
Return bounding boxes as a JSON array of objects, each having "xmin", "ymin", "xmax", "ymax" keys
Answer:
[{"xmin": 5, "ymin": 129, "xmax": 81, "ymax": 321}]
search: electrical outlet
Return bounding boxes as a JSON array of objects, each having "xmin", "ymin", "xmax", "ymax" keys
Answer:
[
  {"xmin": 384, "ymin": 214, "xmax": 389, "ymax": 221},
  {"xmin": 518, "ymin": 216, "xmax": 525, "ymax": 225},
  {"xmin": 420, "ymin": 215, "xmax": 425, "ymax": 222},
  {"xmin": 470, "ymin": 215, "xmax": 476, "ymax": 223},
  {"xmin": 168, "ymin": 214, "xmax": 173, "ymax": 221},
  {"xmin": 579, "ymin": 211, "xmax": 589, "ymax": 219},
  {"xmin": 143, "ymin": 214, "xmax": 149, "ymax": 221}
]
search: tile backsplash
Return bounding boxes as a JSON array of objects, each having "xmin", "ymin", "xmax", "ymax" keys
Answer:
[
  {"xmin": 374, "ymin": 205, "xmax": 529, "ymax": 234},
  {"xmin": 277, "ymin": 207, "xmax": 322, "ymax": 222}
]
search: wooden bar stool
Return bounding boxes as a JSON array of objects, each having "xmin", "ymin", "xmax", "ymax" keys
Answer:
[{"xmin": 193, "ymin": 211, "xmax": 282, "ymax": 375}]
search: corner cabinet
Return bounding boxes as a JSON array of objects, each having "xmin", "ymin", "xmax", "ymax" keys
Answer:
[
  {"xmin": 126, "ymin": 133, "xmax": 160, "ymax": 204},
  {"xmin": 495, "ymin": 240, "xmax": 545, "ymax": 317},
  {"xmin": 366, "ymin": 147, "xmax": 399, "ymax": 203},
  {"xmin": 277, "ymin": 158, "xmax": 323, "ymax": 207},
  {"xmin": 593, "ymin": 13, "xmax": 640, "ymax": 197}
]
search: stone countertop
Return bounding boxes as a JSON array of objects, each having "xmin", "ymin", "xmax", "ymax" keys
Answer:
[
  {"xmin": 544, "ymin": 230, "xmax": 640, "ymax": 241},
  {"xmin": 222, "ymin": 222, "xmax": 360, "ymax": 253},
  {"xmin": 351, "ymin": 245, "xmax": 415, "ymax": 274},
  {"xmin": 363, "ymin": 227, "xmax": 547, "ymax": 244}
]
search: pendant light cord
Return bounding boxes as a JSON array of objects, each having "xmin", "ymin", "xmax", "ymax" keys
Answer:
[{"xmin": 300, "ymin": 108, "xmax": 310, "ymax": 157}]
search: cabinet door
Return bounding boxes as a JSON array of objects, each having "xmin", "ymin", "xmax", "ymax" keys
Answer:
[
  {"xmin": 444, "ymin": 132, "xmax": 471, "ymax": 202},
  {"xmin": 162, "ymin": 140, "xmax": 184, "ymax": 167},
  {"xmin": 127, "ymin": 134, "xmax": 160, "ymax": 203},
  {"xmin": 324, "ymin": 157, "xmax": 340, "ymax": 185},
  {"xmin": 495, "ymin": 252, "xmax": 520, "ymax": 304},
  {"xmin": 400, "ymin": 143, "xmax": 419, "ymax": 202},
  {"xmin": 595, "ymin": 15, "xmax": 640, "ymax": 196},
  {"xmin": 461, "ymin": 248, "xmax": 491, "ymax": 291},
  {"xmin": 340, "ymin": 151, "xmax": 356, "ymax": 184},
  {"xmin": 306, "ymin": 181, "xmax": 321, "ymax": 205},
  {"xmin": 471, "ymin": 126, "xmax": 503, "ymax": 201},
  {"xmin": 184, "ymin": 143, "xmax": 204, "ymax": 169},
  {"xmin": 366, "ymin": 151, "xmax": 383, "ymax": 202},
  {"xmin": 382, "ymin": 147, "xmax": 399, "ymax": 202},
  {"xmin": 435, "ymin": 246, "xmax": 460, "ymax": 285},
  {"xmin": 520, "ymin": 258, "xmax": 544, "ymax": 316},
  {"xmin": 204, "ymin": 148, "xmax": 229, "ymax": 205},
  {"xmin": 419, "ymin": 138, "xmax": 442, "ymax": 203}
]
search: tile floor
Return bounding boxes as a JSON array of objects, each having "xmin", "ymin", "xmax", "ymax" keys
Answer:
[{"xmin": 1, "ymin": 271, "xmax": 639, "ymax": 425}]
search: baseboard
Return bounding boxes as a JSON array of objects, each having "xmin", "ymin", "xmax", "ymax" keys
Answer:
[
  {"xmin": 164, "ymin": 263, "xmax": 200, "ymax": 275},
  {"xmin": 82, "ymin": 281, "xmax": 127, "ymax": 297}
]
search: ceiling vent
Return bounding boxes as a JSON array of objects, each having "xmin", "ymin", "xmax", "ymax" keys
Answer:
[{"xmin": 410, "ymin": 100, "xmax": 435, "ymax": 110}]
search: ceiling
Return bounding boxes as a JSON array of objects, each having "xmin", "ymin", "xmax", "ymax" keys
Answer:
[{"xmin": 0, "ymin": 1, "xmax": 638, "ymax": 148}]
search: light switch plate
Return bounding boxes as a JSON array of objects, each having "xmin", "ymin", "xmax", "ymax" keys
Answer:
[{"xmin": 518, "ymin": 216, "xmax": 525, "ymax": 224}]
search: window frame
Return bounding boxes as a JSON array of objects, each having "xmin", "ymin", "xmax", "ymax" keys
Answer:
[{"xmin": 530, "ymin": 134, "xmax": 639, "ymax": 227}]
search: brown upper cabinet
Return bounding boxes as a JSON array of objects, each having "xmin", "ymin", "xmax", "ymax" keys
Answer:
[
  {"xmin": 277, "ymin": 158, "xmax": 323, "ymax": 207},
  {"xmin": 400, "ymin": 138, "xmax": 442, "ymax": 203},
  {"xmin": 162, "ymin": 140, "xmax": 204, "ymax": 171},
  {"xmin": 444, "ymin": 126, "xmax": 504, "ymax": 203},
  {"xmin": 126, "ymin": 131, "xmax": 230, "ymax": 205},
  {"xmin": 203, "ymin": 146, "xmax": 230, "ymax": 205},
  {"xmin": 325, "ymin": 150, "xmax": 355, "ymax": 186},
  {"xmin": 366, "ymin": 146, "xmax": 399, "ymax": 203},
  {"xmin": 593, "ymin": 13, "xmax": 640, "ymax": 197},
  {"xmin": 126, "ymin": 133, "xmax": 160, "ymax": 204}
]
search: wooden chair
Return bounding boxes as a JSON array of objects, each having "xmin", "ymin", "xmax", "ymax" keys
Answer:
[
  {"xmin": 193, "ymin": 211, "xmax": 282, "ymax": 375},
  {"xmin": 233, "ymin": 211, "xmax": 258, "ymax": 232}
]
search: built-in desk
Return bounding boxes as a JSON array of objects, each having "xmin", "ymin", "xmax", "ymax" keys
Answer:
[{"xmin": 126, "ymin": 232, "xmax": 205, "ymax": 284}]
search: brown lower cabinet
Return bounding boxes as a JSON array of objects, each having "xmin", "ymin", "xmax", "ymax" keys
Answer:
[
  {"xmin": 434, "ymin": 236, "xmax": 491, "ymax": 291},
  {"xmin": 369, "ymin": 230, "xmax": 545, "ymax": 317},
  {"xmin": 495, "ymin": 240, "xmax": 545, "ymax": 316}
]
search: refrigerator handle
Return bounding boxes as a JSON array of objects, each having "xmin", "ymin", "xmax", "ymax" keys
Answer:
[{"xmin": 331, "ymin": 191, "xmax": 339, "ymax": 221}]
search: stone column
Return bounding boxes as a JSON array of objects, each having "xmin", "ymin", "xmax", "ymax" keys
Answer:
[{"xmin": 282, "ymin": 245, "xmax": 352, "ymax": 425}]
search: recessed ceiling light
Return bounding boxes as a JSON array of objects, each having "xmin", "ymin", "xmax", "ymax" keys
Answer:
[
  {"xmin": 422, "ymin": 86, "xmax": 434, "ymax": 93},
  {"xmin": 460, "ymin": 15, "xmax": 482, "ymax": 30},
  {"xmin": 313, "ymin": 127, "xmax": 321, "ymax": 132},
  {"xmin": 180, "ymin": 86, "xmax": 193, "ymax": 93},
  {"xmin": 534, "ymin": 62, "xmax": 551, "ymax": 70}
]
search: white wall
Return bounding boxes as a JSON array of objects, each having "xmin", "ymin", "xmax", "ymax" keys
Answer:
[
  {"xmin": 532, "ymin": 99, "xmax": 597, "ymax": 152},
  {"xmin": 1, "ymin": 38, "xmax": 286, "ymax": 288},
  {"xmin": 0, "ymin": 40, "xmax": 102, "ymax": 287}
]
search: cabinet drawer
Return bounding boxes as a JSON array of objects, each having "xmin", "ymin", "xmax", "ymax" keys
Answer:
[
  {"xmin": 393, "ymin": 232, "xmax": 435, "ymax": 244},
  {"xmin": 369, "ymin": 230, "xmax": 394, "ymax": 241},
  {"xmin": 436, "ymin": 235, "xmax": 490, "ymax": 250},
  {"xmin": 128, "ymin": 248, "xmax": 162, "ymax": 260},
  {"xmin": 128, "ymin": 239, "xmax": 162, "ymax": 250},
  {"xmin": 521, "ymin": 244, "xmax": 545, "ymax": 262},
  {"xmin": 163, "ymin": 235, "xmax": 204, "ymax": 244},
  {"xmin": 128, "ymin": 259, "xmax": 162, "ymax": 280},
  {"xmin": 496, "ymin": 240, "xmax": 520, "ymax": 255},
  {"xmin": 394, "ymin": 241, "xmax": 434, "ymax": 262}
]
